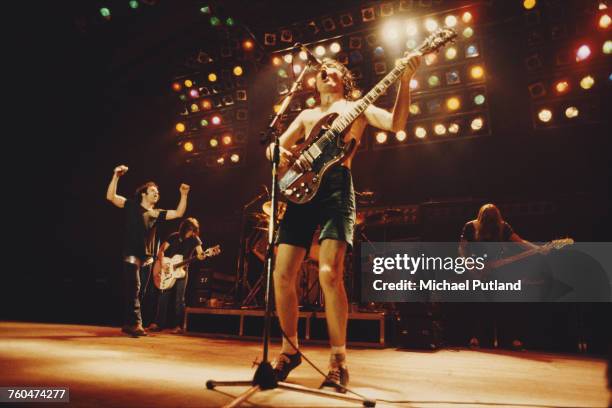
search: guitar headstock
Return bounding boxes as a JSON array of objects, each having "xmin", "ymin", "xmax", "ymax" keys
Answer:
[
  {"xmin": 549, "ymin": 238, "xmax": 574, "ymax": 250},
  {"xmin": 205, "ymin": 244, "xmax": 221, "ymax": 257},
  {"xmin": 418, "ymin": 27, "xmax": 458, "ymax": 55}
]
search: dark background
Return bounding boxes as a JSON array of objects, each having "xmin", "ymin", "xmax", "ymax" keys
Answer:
[{"xmin": 6, "ymin": 0, "xmax": 610, "ymax": 352}]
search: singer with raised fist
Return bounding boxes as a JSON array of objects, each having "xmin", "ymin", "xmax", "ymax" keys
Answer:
[
  {"xmin": 265, "ymin": 54, "xmax": 421, "ymax": 391},
  {"xmin": 106, "ymin": 165, "xmax": 190, "ymax": 337}
]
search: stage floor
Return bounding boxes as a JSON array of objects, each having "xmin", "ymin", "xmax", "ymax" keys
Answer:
[{"xmin": 0, "ymin": 321, "xmax": 608, "ymax": 407}]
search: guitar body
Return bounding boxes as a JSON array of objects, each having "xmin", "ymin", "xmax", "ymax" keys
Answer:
[
  {"xmin": 153, "ymin": 254, "xmax": 187, "ymax": 291},
  {"xmin": 279, "ymin": 113, "xmax": 356, "ymax": 204}
]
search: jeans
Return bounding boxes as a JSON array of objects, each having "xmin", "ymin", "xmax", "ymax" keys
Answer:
[
  {"xmin": 155, "ymin": 274, "xmax": 188, "ymax": 328},
  {"xmin": 123, "ymin": 261, "xmax": 142, "ymax": 327}
]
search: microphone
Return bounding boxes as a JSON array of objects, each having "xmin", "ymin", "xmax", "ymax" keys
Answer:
[{"xmin": 295, "ymin": 43, "xmax": 323, "ymax": 68}]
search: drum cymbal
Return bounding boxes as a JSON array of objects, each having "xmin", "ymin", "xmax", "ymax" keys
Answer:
[{"xmin": 262, "ymin": 200, "xmax": 287, "ymax": 219}]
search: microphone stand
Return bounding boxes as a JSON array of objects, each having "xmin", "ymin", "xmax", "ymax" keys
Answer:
[{"xmin": 206, "ymin": 52, "xmax": 375, "ymax": 407}]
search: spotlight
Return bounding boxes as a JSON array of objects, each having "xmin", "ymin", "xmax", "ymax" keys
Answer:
[
  {"xmin": 434, "ymin": 124, "xmax": 447, "ymax": 135},
  {"xmin": 340, "ymin": 13, "xmax": 354, "ymax": 28},
  {"xmin": 264, "ymin": 33, "xmax": 276, "ymax": 46},
  {"xmin": 272, "ymin": 56, "xmax": 282, "ymax": 66},
  {"xmin": 233, "ymin": 66, "xmax": 243, "ymax": 76},
  {"xmin": 222, "ymin": 134, "xmax": 232, "ymax": 145},
  {"xmin": 322, "ymin": 17, "xmax": 336, "ymax": 31},
  {"xmin": 599, "ymin": 14, "xmax": 611, "ymax": 29},
  {"xmin": 446, "ymin": 97, "xmax": 461, "ymax": 111},
  {"xmin": 351, "ymin": 89, "xmax": 362, "ymax": 99},
  {"xmin": 175, "ymin": 123, "xmax": 186, "ymax": 132},
  {"xmin": 349, "ymin": 37, "xmax": 362, "ymax": 49},
  {"xmin": 575, "ymin": 45, "xmax": 591, "ymax": 62},
  {"xmin": 208, "ymin": 73, "xmax": 218, "ymax": 82},
  {"xmin": 330, "ymin": 42, "xmax": 341, "ymax": 53},
  {"xmin": 474, "ymin": 94, "xmax": 486, "ymax": 105},
  {"xmin": 580, "ymin": 75, "xmax": 595, "ymax": 89},
  {"xmin": 406, "ymin": 22, "xmax": 418, "ymax": 36},
  {"xmin": 129, "ymin": 1, "xmax": 139, "ymax": 9},
  {"xmin": 463, "ymin": 27, "xmax": 474, "ymax": 38},
  {"xmin": 395, "ymin": 130, "xmax": 407, "ymax": 142},
  {"xmin": 406, "ymin": 39, "xmax": 418, "ymax": 49},
  {"xmin": 427, "ymin": 75, "xmax": 440, "ymax": 87},
  {"xmin": 230, "ymin": 153, "xmax": 240, "ymax": 163},
  {"xmin": 210, "ymin": 16, "xmax": 221, "ymax": 27},
  {"xmin": 415, "ymin": 127, "xmax": 427, "ymax": 139},
  {"xmin": 565, "ymin": 106, "xmax": 579, "ymax": 118},
  {"xmin": 383, "ymin": 23, "xmax": 400, "ymax": 42},
  {"xmin": 278, "ymin": 69, "xmax": 288, "ymax": 78},
  {"xmin": 200, "ymin": 119, "xmax": 209, "ymax": 127},
  {"xmin": 446, "ymin": 70, "xmax": 461, "ymax": 85},
  {"xmin": 471, "ymin": 117, "xmax": 484, "ymax": 130},
  {"xmin": 604, "ymin": 40, "xmax": 612, "ymax": 54},
  {"xmin": 523, "ymin": 0, "xmax": 537, "ymax": 10},
  {"xmin": 184, "ymin": 79, "xmax": 193, "ymax": 87},
  {"xmin": 190, "ymin": 103, "xmax": 199, "ymax": 112},
  {"xmin": 305, "ymin": 97, "xmax": 316, "ymax": 107},
  {"xmin": 470, "ymin": 65, "xmax": 485, "ymax": 80},
  {"xmin": 409, "ymin": 103, "xmax": 421, "ymax": 115},
  {"xmin": 445, "ymin": 47, "xmax": 457, "ymax": 60},
  {"xmin": 528, "ymin": 82, "xmax": 546, "ymax": 98},
  {"xmin": 537, "ymin": 109, "xmax": 552, "ymax": 123},
  {"xmin": 216, "ymin": 157, "xmax": 225, "ymax": 165},
  {"xmin": 280, "ymin": 29, "xmax": 293, "ymax": 43},
  {"xmin": 283, "ymin": 53, "xmax": 293, "ymax": 64},
  {"xmin": 225, "ymin": 17, "xmax": 235, "ymax": 26},
  {"xmin": 209, "ymin": 138, "xmax": 219, "ymax": 147},
  {"xmin": 448, "ymin": 123, "xmax": 460, "ymax": 134},
  {"xmin": 375, "ymin": 131, "xmax": 388, "ymax": 144},
  {"xmin": 462, "ymin": 12, "xmax": 473, "ymax": 23},
  {"xmin": 466, "ymin": 44, "xmax": 479, "ymax": 58},
  {"xmin": 242, "ymin": 39, "xmax": 254, "ymax": 51},
  {"xmin": 189, "ymin": 89, "xmax": 199, "ymax": 98},
  {"xmin": 201, "ymin": 99, "xmax": 212, "ymax": 110},
  {"xmin": 172, "ymin": 82, "xmax": 182, "ymax": 91},
  {"xmin": 100, "ymin": 8, "xmax": 111, "ymax": 20},
  {"xmin": 444, "ymin": 15, "xmax": 458, "ymax": 27},
  {"xmin": 199, "ymin": 5, "xmax": 210, "ymax": 14},
  {"xmin": 554, "ymin": 80, "xmax": 570, "ymax": 94},
  {"xmin": 361, "ymin": 7, "xmax": 375, "ymax": 22},
  {"xmin": 293, "ymin": 64, "xmax": 302, "ymax": 75},
  {"xmin": 425, "ymin": 19, "xmax": 438, "ymax": 32},
  {"xmin": 315, "ymin": 45, "xmax": 326, "ymax": 56},
  {"xmin": 211, "ymin": 115, "xmax": 221, "ymax": 125},
  {"xmin": 409, "ymin": 79, "xmax": 418, "ymax": 89},
  {"xmin": 374, "ymin": 46, "xmax": 385, "ymax": 58},
  {"xmin": 183, "ymin": 141, "xmax": 194, "ymax": 152},
  {"xmin": 374, "ymin": 62, "xmax": 387, "ymax": 75},
  {"xmin": 425, "ymin": 53, "xmax": 437, "ymax": 65},
  {"xmin": 307, "ymin": 77, "xmax": 316, "ymax": 87}
]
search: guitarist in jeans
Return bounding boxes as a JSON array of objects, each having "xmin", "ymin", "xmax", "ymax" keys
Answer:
[
  {"xmin": 149, "ymin": 217, "xmax": 206, "ymax": 334},
  {"xmin": 265, "ymin": 55, "xmax": 421, "ymax": 390}
]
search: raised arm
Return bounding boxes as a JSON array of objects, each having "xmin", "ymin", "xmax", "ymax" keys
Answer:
[
  {"xmin": 265, "ymin": 110, "xmax": 307, "ymax": 168},
  {"xmin": 363, "ymin": 54, "xmax": 421, "ymax": 132},
  {"xmin": 106, "ymin": 165, "xmax": 128, "ymax": 208},
  {"xmin": 166, "ymin": 183, "xmax": 190, "ymax": 220}
]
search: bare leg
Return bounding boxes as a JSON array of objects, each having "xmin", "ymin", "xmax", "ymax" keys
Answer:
[
  {"xmin": 273, "ymin": 244, "xmax": 307, "ymax": 354},
  {"xmin": 318, "ymin": 239, "xmax": 348, "ymax": 348}
]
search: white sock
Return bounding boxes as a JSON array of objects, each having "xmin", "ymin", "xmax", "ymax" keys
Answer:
[
  {"xmin": 282, "ymin": 335, "xmax": 299, "ymax": 354},
  {"xmin": 330, "ymin": 345, "xmax": 346, "ymax": 356}
]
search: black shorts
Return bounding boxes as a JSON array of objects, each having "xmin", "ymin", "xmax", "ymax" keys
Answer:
[{"xmin": 276, "ymin": 165, "xmax": 356, "ymax": 251}]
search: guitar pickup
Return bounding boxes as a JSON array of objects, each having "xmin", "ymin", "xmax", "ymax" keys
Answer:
[{"xmin": 307, "ymin": 144, "xmax": 322, "ymax": 159}]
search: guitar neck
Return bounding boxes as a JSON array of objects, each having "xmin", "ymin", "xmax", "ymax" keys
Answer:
[{"xmin": 173, "ymin": 256, "xmax": 198, "ymax": 269}]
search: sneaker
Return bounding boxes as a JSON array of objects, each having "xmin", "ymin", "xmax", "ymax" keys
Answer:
[
  {"xmin": 121, "ymin": 324, "xmax": 148, "ymax": 337},
  {"xmin": 469, "ymin": 337, "xmax": 480, "ymax": 348},
  {"xmin": 147, "ymin": 323, "xmax": 162, "ymax": 332},
  {"xmin": 272, "ymin": 352, "xmax": 302, "ymax": 381},
  {"xmin": 320, "ymin": 365, "xmax": 349, "ymax": 393},
  {"xmin": 170, "ymin": 326, "xmax": 184, "ymax": 334}
]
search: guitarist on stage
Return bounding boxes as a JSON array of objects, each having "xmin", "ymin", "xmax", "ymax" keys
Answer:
[
  {"xmin": 265, "ymin": 55, "xmax": 421, "ymax": 390},
  {"xmin": 148, "ymin": 217, "xmax": 206, "ymax": 334}
]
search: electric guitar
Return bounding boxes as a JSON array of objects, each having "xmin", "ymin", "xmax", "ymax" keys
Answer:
[
  {"xmin": 278, "ymin": 27, "xmax": 457, "ymax": 204},
  {"xmin": 153, "ymin": 245, "xmax": 221, "ymax": 290},
  {"xmin": 486, "ymin": 238, "xmax": 574, "ymax": 270}
]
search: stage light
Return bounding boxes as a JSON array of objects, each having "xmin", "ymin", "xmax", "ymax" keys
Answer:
[
  {"xmin": 307, "ymin": 77, "xmax": 316, "ymax": 87},
  {"xmin": 554, "ymin": 80, "xmax": 570, "ymax": 94},
  {"xmin": 445, "ymin": 47, "xmax": 457, "ymax": 60},
  {"xmin": 565, "ymin": 106, "xmax": 579, "ymax": 118},
  {"xmin": 209, "ymin": 138, "xmax": 218, "ymax": 147},
  {"xmin": 189, "ymin": 89, "xmax": 199, "ymax": 98},
  {"xmin": 225, "ymin": 17, "xmax": 235, "ymax": 26},
  {"xmin": 425, "ymin": 53, "xmax": 437, "ymax": 65},
  {"xmin": 462, "ymin": 12, "xmax": 473, "ymax": 23},
  {"xmin": 445, "ymin": 15, "xmax": 458, "ymax": 27},
  {"xmin": 415, "ymin": 127, "xmax": 427, "ymax": 138},
  {"xmin": 175, "ymin": 122, "xmax": 186, "ymax": 132},
  {"xmin": 425, "ymin": 19, "xmax": 438, "ymax": 32},
  {"xmin": 272, "ymin": 56, "xmax": 282, "ymax": 66},
  {"xmin": 428, "ymin": 75, "xmax": 440, "ymax": 87},
  {"xmin": 129, "ymin": 1, "xmax": 139, "ymax": 10},
  {"xmin": 576, "ymin": 45, "xmax": 591, "ymax": 62},
  {"xmin": 374, "ymin": 46, "xmax": 385, "ymax": 57},
  {"xmin": 330, "ymin": 42, "xmax": 341, "ymax": 53},
  {"xmin": 600, "ymin": 2, "xmax": 608, "ymax": 10},
  {"xmin": 179, "ymin": 94, "xmax": 187, "ymax": 101},
  {"xmin": 100, "ymin": 8, "xmax": 111, "ymax": 20},
  {"xmin": 523, "ymin": 0, "xmax": 536, "ymax": 10},
  {"xmin": 190, "ymin": 103, "xmax": 199, "ymax": 112},
  {"xmin": 449, "ymin": 123, "xmax": 460, "ymax": 134},
  {"xmin": 172, "ymin": 82, "xmax": 182, "ymax": 91},
  {"xmin": 315, "ymin": 45, "xmax": 326, "ymax": 56},
  {"xmin": 409, "ymin": 79, "xmax": 418, "ymax": 89},
  {"xmin": 375, "ymin": 131, "xmax": 388, "ymax": 144},
  {"xmin": 211, "ymin": 115, "xmax": 221, "ymax": 125},
  {"xmin": 409, "ymin": 103, "xmax": 421, "ymax": 115},
  {"xmin": 599, "ymin": 14, "xmax": 611, "ymax": 29},
  {"xmin": 183, "ymin": 141, "xmax": 194, "ymax": 152},
  {"xmin": 446, "ymin": 97, "xmax": 461, "ymax": 111},
  {"xmin": 537, "ymin": 109, "xmax": 552, "ymax": 122},
  {"xmin": 406, "ymin": 39, "xmax": 417, "ymax": 49},
  {"xmin": 200, "ymin": 5, "xmax": 211, "ymax": 14},
  {"xmin": 242, "ymin": 40, "xmax": 254, "ymax": 51},
  {"xmin": 305, "ymin": 97, "xmax": 316, "ymax": 107},
  {"xmin": 446, "ymin": 70, "xmax": 461, "ymax": 85},
  {"xmin": 434, "ymin": 124, "xmax": 447, "ymax": 135},
  {"xmin": 222, "ymin": 134, "xmax": 232, "ymax": 145},
  {"xmin": 474, "ymin": 94, "xmax": 486, "ymax": 105},
  {"xmin": 233, "ymin": 66, "xmax": 243, "ymax": 76},
  {"xmin": 293, "ymin": 64, "xmax": 302, "ymax": 75},
  {"xmin": 283, "ymin": 53, "xmax": 293, "ymax": 64},
  {"xmin": 395, "ymin": 130, "xmax": 407, "ymax": 142},
  {"xmin": 406, "ymin": 22, "xmax": 418, "ymax": 36},
  {"xmin": 383, "ymin": 23, "xmax": 400, "ymax": 42},
  {"xmin": 580, "ymin": 75, "xmax": 595, "ymax": 89},
  {"xmin": 230, "ymin": 153, "xmax": 240, "ymax": 163},
  {"xmin": 208, "ymin": 73, "xmax": 217, "ymax": 82},
  {"xmin": 466, "ymin": 44, "xmax": 479, "ymax": 58},
  {"xmin": 201, "ymin": 99, "xmax": 212, "ymax": 110},
  {"xmin": 463, "ymin": 27, "xmax": 474, "ymax": 38},
  {"xmin": 603, "ymin": 40, "xmax": 612, "ymax": 54},
  {"xmin": 278, "ymin": 69, "xmax": 288, "ymax": 78},
  {"xmin": 217, "ymin": 157, "xmax": 225, "ymax": 165},
  {"xmin": 351, "ymin": 89, "xmax": 362, "ymax": 99},
  {"xmin": 210, "ymin": 16, "xmax": 221, "ymax": 26},
  {"xmin": 470, "ymin": 65, "xmax": 484, "ymax": 79},
  {"xmin": 200, "ymin": 119, "xmax": 209, "ymax": 127},
  {"xmin": 471, "ymin": 117, "xmax": 484, "ymax": 130}
]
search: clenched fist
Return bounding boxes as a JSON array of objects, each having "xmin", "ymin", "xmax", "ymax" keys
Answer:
[
  {"xmin": 179, "ymin": 183, "xmax": 190, "ymax": 195},
  {"xmin": 114, "ymin": 165, "xmax": 128, "ymax": 176}
]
